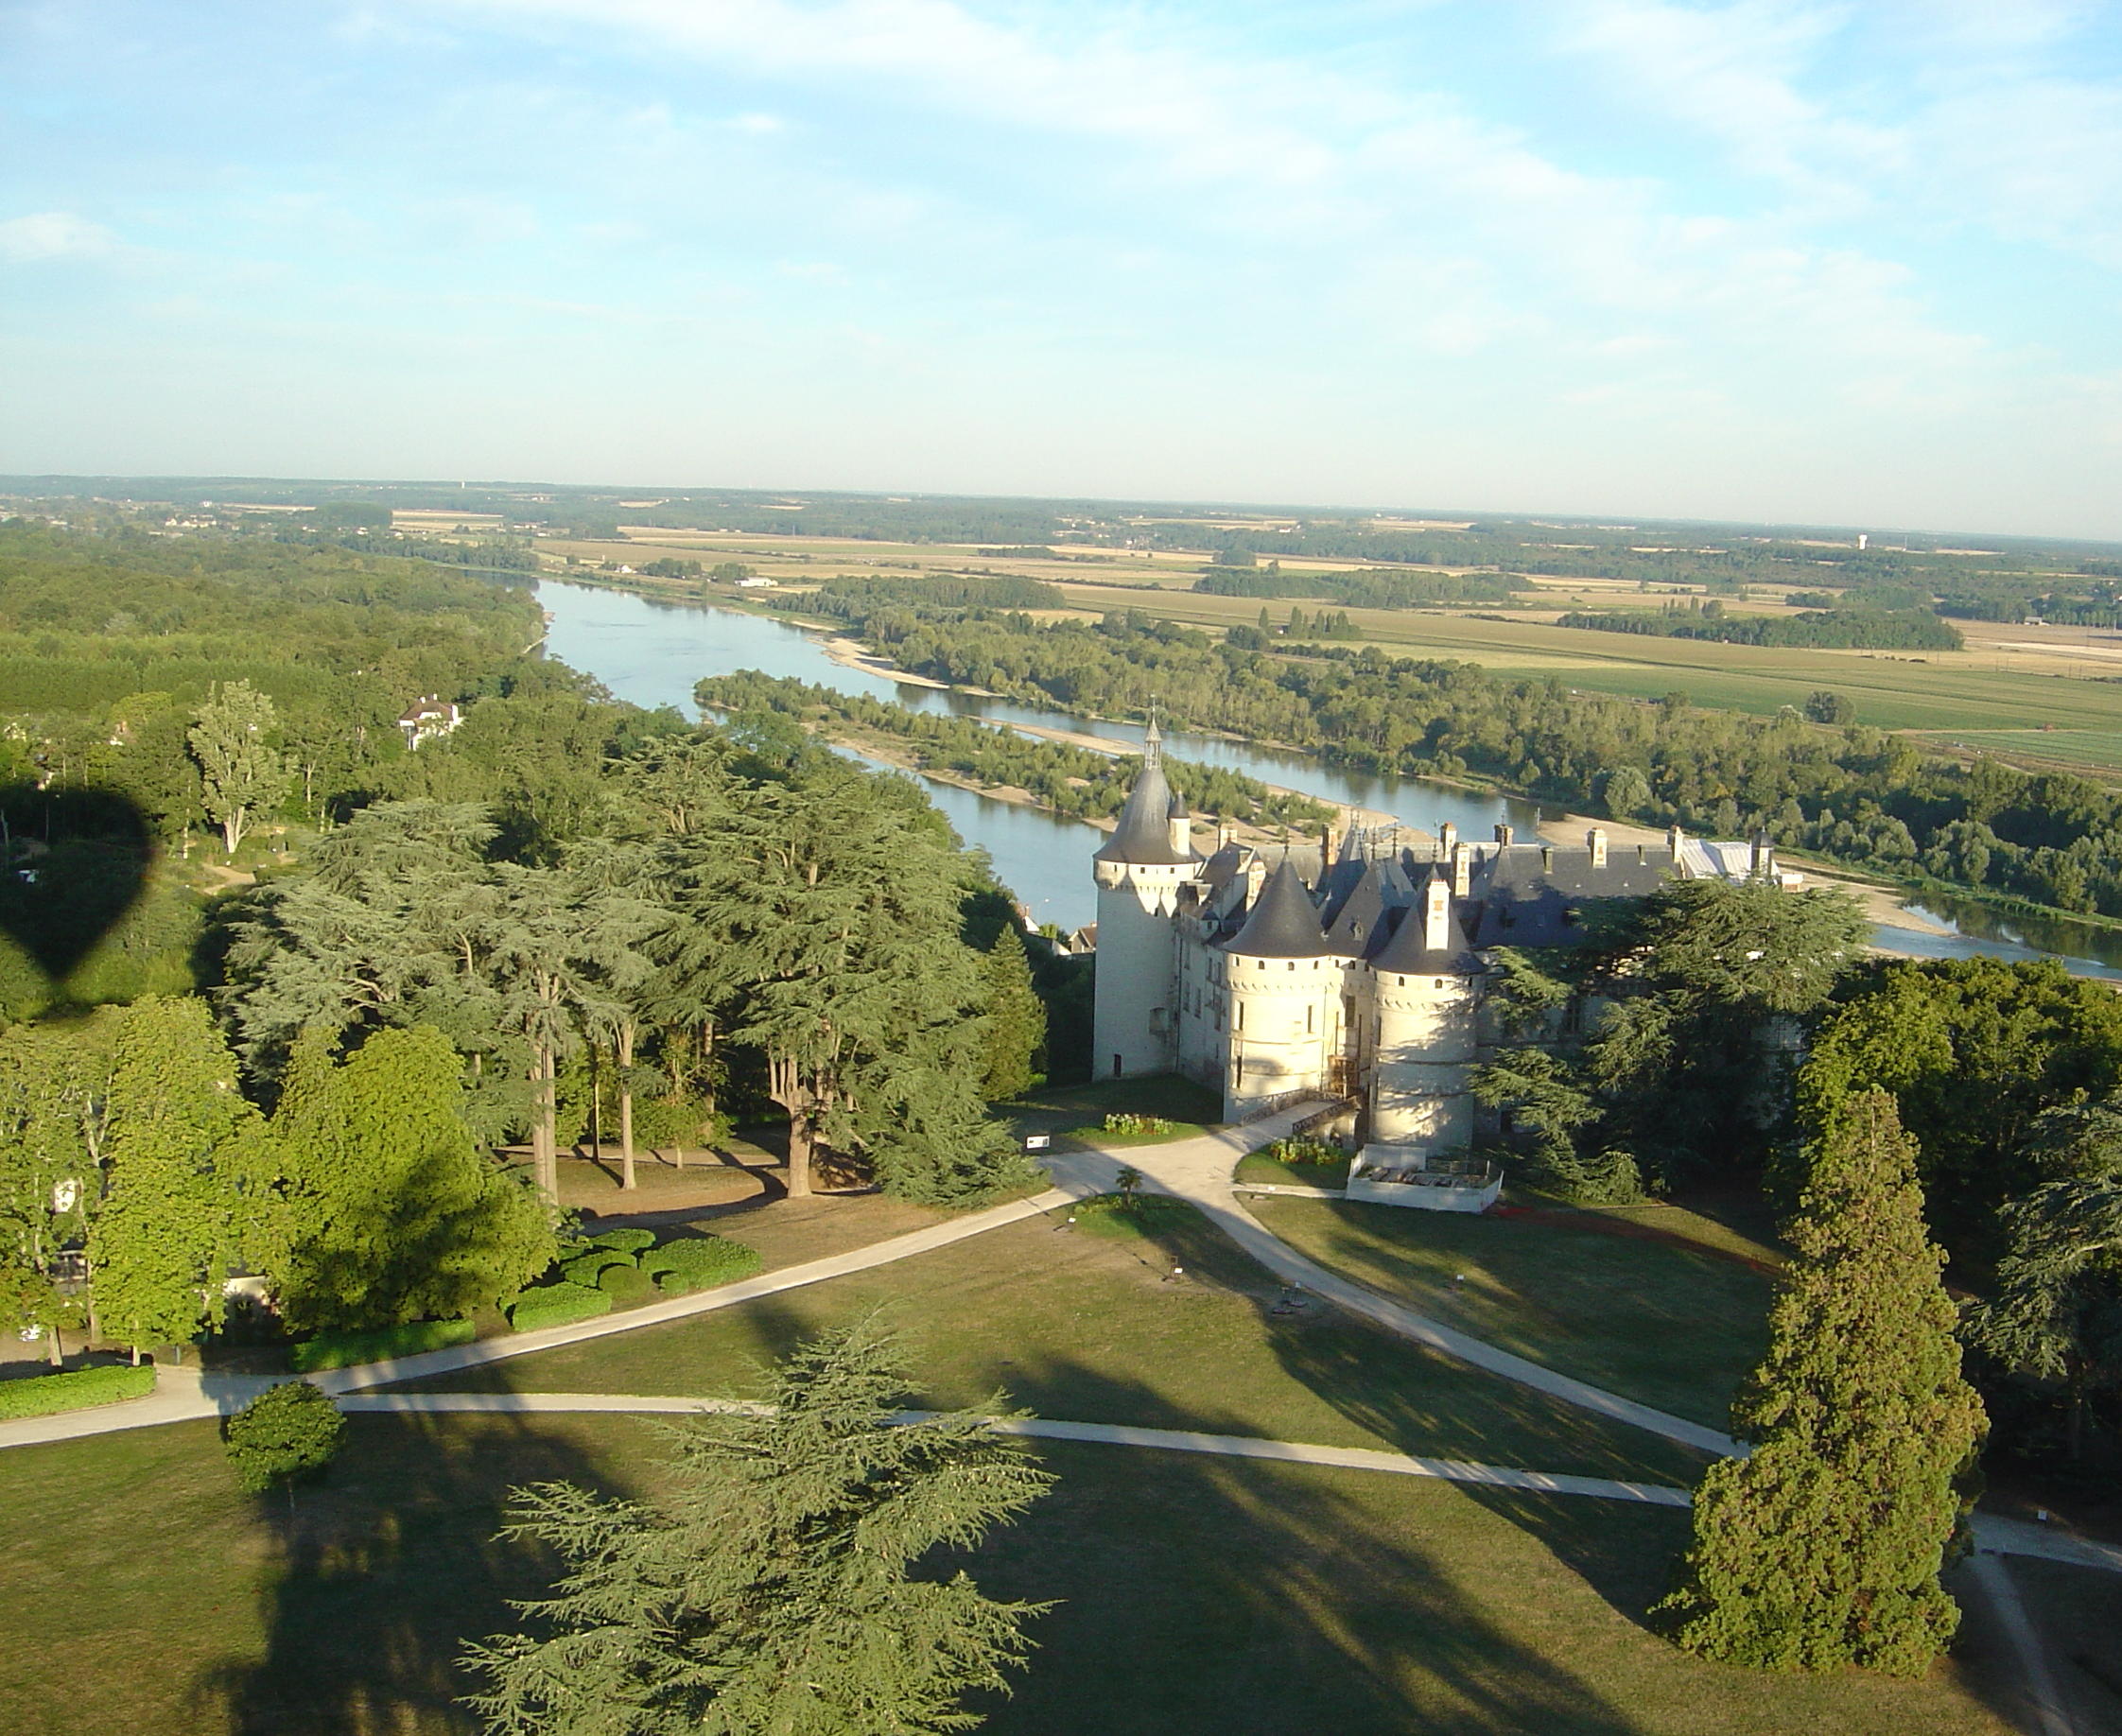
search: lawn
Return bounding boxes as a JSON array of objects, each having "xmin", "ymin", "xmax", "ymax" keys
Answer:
[
  {"xmin": 1235, "ymin": 1146, "xmax": 1352, "ymax": 1188},
  {"xmin": 1000, "ymin": 1074, "xmax": 1224, "ymax": 1150},
  {"xmin": 0, "ymin": 1419, "xmax": 2033, "ymax": 1736},
  {"xmin": 388, "ymin": 1205, "xmax": 1714, "ymax": 1488},
  {"xmin": 1247, "ymin": 1197, "xmax": 1776, "ymax": 1429}
]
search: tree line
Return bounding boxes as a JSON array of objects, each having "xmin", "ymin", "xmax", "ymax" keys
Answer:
[
  {"xmin": 1556, "ymin": 603, "xmax": 1964, "ymax": 651},
  {"xmin": 690, "ymin": 669, "xmax": 1333, "ymax": 832}
]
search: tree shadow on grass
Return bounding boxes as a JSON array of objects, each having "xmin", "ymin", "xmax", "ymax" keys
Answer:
[
  {"xmin": 943, "ymin": 1362, "xmax": 1653, "ymax": 1736},
  {"xmin": 187, "ymin": 1408, "xmax": 634, "ymax": 1736}
]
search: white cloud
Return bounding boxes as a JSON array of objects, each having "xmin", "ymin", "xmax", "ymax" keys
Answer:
[{"xmin": 0, "ymin": 211, "xmax": 117, "ymax": 263}]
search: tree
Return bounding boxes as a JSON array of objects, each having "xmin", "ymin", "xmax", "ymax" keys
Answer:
[
  {"xmin": 1587, "ymin": 880, "xmax": 1868, "ymax": 1180},
  {"xmin": 270, "ymin": 1026, "xmax": 556, "ymax": 1332},
  {"xmin": 1600, "ymin": 764, "xmax": 1653, "ymax": 820},
  {"xmin": 1658, "ymin": 1090, "xmax": 1985, "ymax": 1675},
  {"xmin": 1967, "ymin": 1174, "xmax": 2122, "ymax": 1462},
  {"xmin": 224, "ymin": 1380, "xmax": 345, "ymax": 1498},
  {"xmin": 1804, "ymin": 689, "xmax": 1856, "ymax": 725},
  {"xmin": 91, "ymin": 998, "xmax": 257, "ymax": 1359},
  {"xmin": 1798, "ymin": 957, "xmax": 2122, "ymax": 1255},
  {"xmin": 0, "ymin": 1021, "xmax": 114, "ymax": 1363},
  {"xmin": 658, "ymin": 771, "xmax": 1016, "ymax": 1199},
  {"xmin": 975, "ymin": 926, "xmax": 1044, "ymax": 1102},
  {"xmin": 189, "ymin": 679, "xmax": 288, "ymax": 856},
  {"xmin": 461, "ymin": 1317, "xmax": 1053, "ymax": 1734}
]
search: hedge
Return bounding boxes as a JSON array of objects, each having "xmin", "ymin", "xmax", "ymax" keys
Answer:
[
  {"xmin": 597, "ymin": 1264, "xmax": 654, "ymax": 1308},
  {"xmin": 646, "ymin": 1237, "xmax": 761, "ymax": 1295},
  {"xmin": 288, "ymin": 1319, "xmax": 477, "ymax": 1373},
  {"xmin": 589, "ymin": 1227, "xmax": 656, "ymax": 1254},
  {"xmin": 561, "ymin": 1251, "xmax": 631, "ymax": 1286},
  {"xmin": 508, "ymin": 1283, "xmax": 613, "ymax": 1334},
  {"xmin": 0, "ymin": 1363, "xmax": 156, "ymax": 1420}
]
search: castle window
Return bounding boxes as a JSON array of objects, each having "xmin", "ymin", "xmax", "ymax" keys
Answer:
[
  {"xmin": 1436, "ymin": 978, "xmax": 1447, "ymax": 988},
  {"xmin": 1306, "ymin": 1004, "xmax": 1314, "ymax": 1034},
  {"xmin": 1236, "ymin": 1002, "xmax": 1244, "ymax": 1032}
]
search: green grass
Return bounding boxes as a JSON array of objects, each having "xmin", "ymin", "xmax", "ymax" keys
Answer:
[
  {"xmin": 0, "ymin": 1418, "xmax": 2028, "ymax": 1736},
  {"xmin": 1235, "ymin": 1147, "xmax": 1351, "ymax": 1189},
  {"xmin": 1247, "ymin": 1198, "xmax": 1775, "ymax": 1430},
  {"xmin": 388, "ymin": 1208, "xmax": 1712, "ymax": 1487}
]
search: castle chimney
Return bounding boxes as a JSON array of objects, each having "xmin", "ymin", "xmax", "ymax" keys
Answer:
[
  {"xmin": 1495, "ymin": 823, "xmax": 1514, "ymax": 846},
  {"xmin": 1440, "ymin": 821, "xmax": 1458, "ymax": 854},
  {"xmin": 1424, "ymin": 873, "xmax": 1452, "ymax": 951},
  {"xmin": 1587, "ymin": 827, "xmax": 1608, "ymax": 870},
  {"xmin": 1539, "ymin": 843, "xmax": 1555, "ymax": 873},
  {"xmin": 1636, "ymin": 842, "xmax": 1646, "ymax": 864},
  {"xmin": 1667, "ymin": 822, "xmax": 1684, "ymax": 855},
  {"xmin": 1322, "ymin": 821, "xmax": 1336, "ymax": 871},
  {"xmin": 1751, "ymin": 828, "xmax": 1773, "ymax": 878},
  {"xmin": 1451, "ymin": 840, "xmax": 1471, "ymax": 897}
]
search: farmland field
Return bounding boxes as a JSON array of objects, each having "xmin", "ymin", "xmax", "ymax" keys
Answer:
[{"xmin": 523, "ymin": 528, "xmax": 2122, "ymax": 766}]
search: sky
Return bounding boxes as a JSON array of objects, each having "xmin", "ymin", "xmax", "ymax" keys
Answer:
[{"xmin": 4, "ymin": 1, "xmax": 2122, "ymax": 538}]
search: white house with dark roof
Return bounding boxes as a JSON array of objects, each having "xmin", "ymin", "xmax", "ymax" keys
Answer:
[{"xmin": 1091, "ymin": 725, "xmax": 1778, "ymax": 1165}]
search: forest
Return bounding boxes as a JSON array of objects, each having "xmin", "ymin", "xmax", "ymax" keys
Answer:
[{"xmin": 0, "ymin": 524, "xmax": 1050, "ymax": 1375}]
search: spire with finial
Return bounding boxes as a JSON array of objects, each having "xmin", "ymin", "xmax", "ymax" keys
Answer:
[{"xmin": 1143, "ymin": 704, "xmax": 1163, "ymax": 771}]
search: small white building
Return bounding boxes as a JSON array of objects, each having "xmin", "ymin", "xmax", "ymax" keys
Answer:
[{"xmin": 398, "ymin": 695, "xmax": 462, "ymax": 750}]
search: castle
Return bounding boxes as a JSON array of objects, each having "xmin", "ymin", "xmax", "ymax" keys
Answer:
[{"xmin": 1090, "ymin": 721, "xmax": 1782, "ymax": 1156}]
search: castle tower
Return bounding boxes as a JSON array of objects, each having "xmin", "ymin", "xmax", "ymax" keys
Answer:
[
  {"xmin": 1091, "ymin": 718, "xmax": 1203, "ymax": 1080},
  {"xmin": 1219, "ymin": 859, "xmax": 1340, "ymax": 1120},
  {"xmin": 1366, "ymin": 867, "xmax": 1479, "ymax": 1149}
]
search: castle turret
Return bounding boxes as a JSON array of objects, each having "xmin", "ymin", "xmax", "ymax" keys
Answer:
[
  {"xmin": 1091, "ymin": 718, "xmax": 1203, "ymax": 1080},
  {"xmin": 1367, "ymin": 868, "xmax": 1479, "ymax": 1150},
  {"xmin": 1219, "ymin": 859, "xmax": 1338, "ymax": 1119}
]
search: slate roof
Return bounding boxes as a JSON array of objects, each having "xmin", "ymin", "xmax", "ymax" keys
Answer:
[
  {"xmin": 1224, "ymin": 859, "xmax": 1336, "ymax": 958},
  {"xmin": 1470, "ymin": 842, "xmax": 1678, "ymax": 948},
  {"xmin": 1093, "ymin": 758, "xmax": 1198, "ymax": 866},
  {"xmin": 1370, "ymin": 870, "xmax": 1484, "ymax": 975},
  {"xmin": 1324, "ymin": 859, "xmax": 1389, "ymax": 956}
]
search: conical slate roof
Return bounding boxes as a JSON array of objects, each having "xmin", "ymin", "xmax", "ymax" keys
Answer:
[
  {"xmin": 1225, "ymin": 859, "xmax": 1334, "ymax": 958},
  {"xmin": 1324, "ymin": 859, "xmax": 1388, "ymax": 956},
  {"xmin": 1372, "ymin": 868, "xmax": 1480, "ymax": 975},
  {"xmin": 1093, "ymin": 757, "xmax": 1195, "ymax": 866}
]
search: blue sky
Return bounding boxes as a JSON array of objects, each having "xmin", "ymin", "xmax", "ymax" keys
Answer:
[{"xmin": 4, "ymin": 1, "xmax": 2121, "ymax": 536}]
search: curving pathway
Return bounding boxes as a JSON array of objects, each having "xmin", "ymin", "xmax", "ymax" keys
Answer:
[{"xmin": 7, "ymin": 1100, "xmax": 2122, "ymax": 1578}]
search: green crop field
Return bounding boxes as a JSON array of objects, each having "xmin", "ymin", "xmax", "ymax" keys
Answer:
[
  {"xmin": 1051, "ymin": 581, "xmax": 2122, "ymax": 740},
  {"xmin": 1910, "ymin": 728, "xmax": 2122, "ymax": 775}
]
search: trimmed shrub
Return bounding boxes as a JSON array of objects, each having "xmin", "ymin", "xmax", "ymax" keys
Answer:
[
  {"xmin": 224, "ymin": 1381, "xmax": 344, "ymax": 1495},
  {"xmin": 561, "ymin": 1252, "xmax": 630, "ymax": 1287},
  {"xmin": 589, "ymin": 1227, "xmax": 656, "ymax": 1254},
  {"xmin": 287, "ymin": 1319, "xmax": 477, "ymax": 1374},
  {"xmin": 0, "ymin": 1363, "xmax": 155, "ymax": 1420},
  {"xmin": 597, "ymin": 1263, "xmax": 654, "ymax": 1309},
  {"xmin": 647, "ymin": 1237, "xmax": 762, "ymax": 1295},
  {"xmin": 508, "ymin": 1283, "xmax": 613, "ymax": 1334}
]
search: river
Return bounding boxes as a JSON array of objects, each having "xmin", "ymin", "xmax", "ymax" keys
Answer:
[{"xmin": 534, "ymin": 577, "xmax": 2122, "ymax": 978}]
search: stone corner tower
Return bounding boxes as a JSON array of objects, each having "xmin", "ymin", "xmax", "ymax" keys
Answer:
[{"xmin": 1090, "ymin": 718, "xmax": 1201, "ymax": 1081}]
